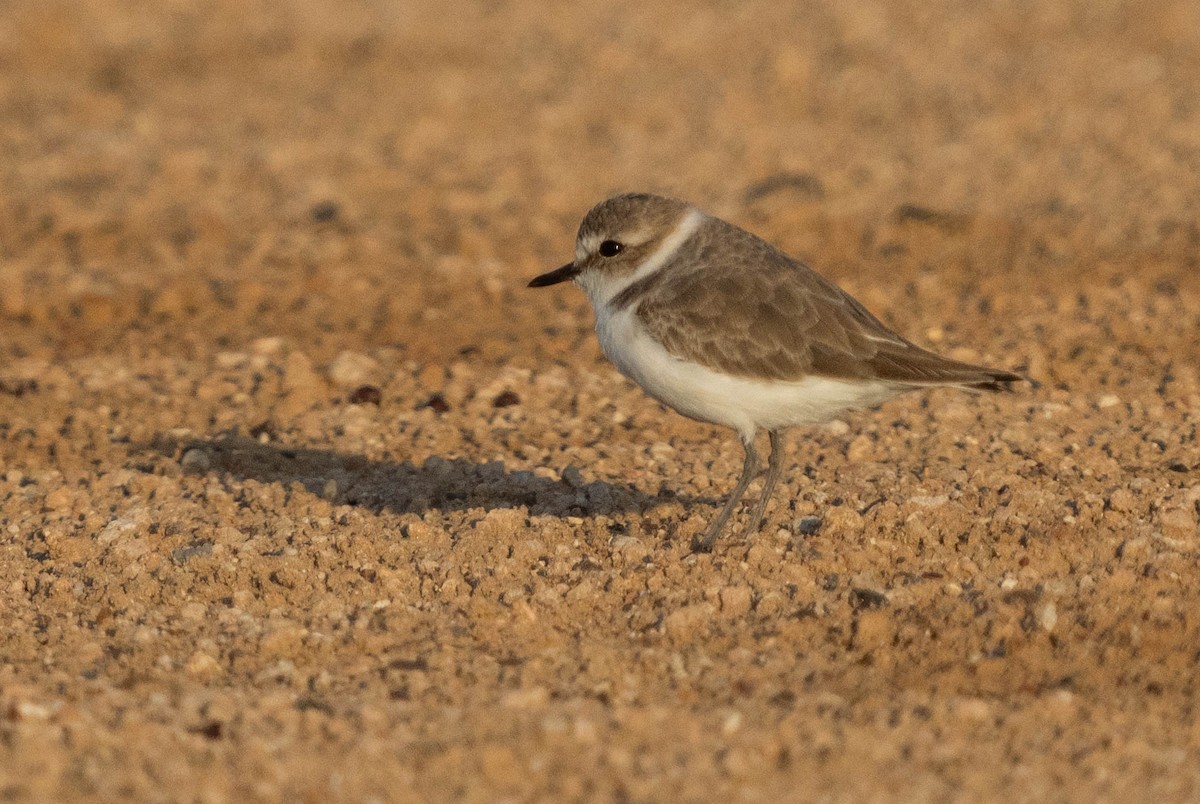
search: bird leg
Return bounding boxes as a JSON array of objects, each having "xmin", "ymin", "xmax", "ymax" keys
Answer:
[
  {"xmin": 744, "ymin": 430, "xmax": 784, "ymax": 535},
  {"xmin": 691, "ymin": 436, "xmax": 758, "ymax": 553}
]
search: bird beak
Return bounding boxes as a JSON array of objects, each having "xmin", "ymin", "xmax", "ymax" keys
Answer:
[{"xmin": 528, "ymin": 262, "xmax": 580, "ymax": 288}]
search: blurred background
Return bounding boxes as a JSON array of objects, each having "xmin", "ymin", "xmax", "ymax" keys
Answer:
[
  {"xmin": 3, "ymin": 3, "xmax": 1200, "ymax": 799},
  {"xmin": 2, "ymin": 0, "xmax": 1197, "ymax": 369}
]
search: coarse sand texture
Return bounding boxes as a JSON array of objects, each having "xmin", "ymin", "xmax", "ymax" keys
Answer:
[{"xmin": 1, "ymin": 1, "xmax": 1199, "ymax": 801}]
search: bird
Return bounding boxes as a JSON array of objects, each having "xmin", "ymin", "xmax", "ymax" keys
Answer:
[{"xmin": 528, "ymin": 193, "xmax": 1023, "ymax": 552}]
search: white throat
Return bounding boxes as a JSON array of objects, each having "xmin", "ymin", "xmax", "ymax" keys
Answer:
[{"xmin": 576, "ymin": 207, "xmax": 705, "ymax": 309}]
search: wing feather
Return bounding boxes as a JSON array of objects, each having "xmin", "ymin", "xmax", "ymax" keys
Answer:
[{"xmin": 636, "ymin": 218, "xmax": 1020, "ymax": 390}]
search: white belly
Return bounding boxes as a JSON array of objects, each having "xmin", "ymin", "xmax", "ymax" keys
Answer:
[{"xmin": 595, "ymin": 306, "xmax": 898, "ymax": 441}]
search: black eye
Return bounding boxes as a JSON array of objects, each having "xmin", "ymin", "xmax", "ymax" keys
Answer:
[{"xmin": 598, "ymin": 240, "xmax": 623, "ymax": 257}]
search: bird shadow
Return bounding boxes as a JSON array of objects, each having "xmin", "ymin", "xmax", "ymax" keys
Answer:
[{"xmin": 147, "ymin": 433, "xmax": 685, "ymax": 518}]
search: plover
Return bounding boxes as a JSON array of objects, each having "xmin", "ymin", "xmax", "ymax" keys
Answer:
[{"xmin": 530, "ymin": 193, "xmax": 1022, "ymax": 552}]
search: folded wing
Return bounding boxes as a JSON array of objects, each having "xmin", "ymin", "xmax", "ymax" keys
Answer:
[{"xmin": 636, "ymin": 222, "xmax": 1022, "ymax": 391}]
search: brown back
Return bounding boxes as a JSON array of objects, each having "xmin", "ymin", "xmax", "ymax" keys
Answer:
[{"xmin": 625, "ymin": 216, "xmax": 1021, "ymax": 389}]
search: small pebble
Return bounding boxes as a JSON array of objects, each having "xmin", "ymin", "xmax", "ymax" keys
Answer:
[
  {"xmin": 417, "ymin": 393, "xmax": 450, "ymax": 413},
  {"xmin": 328, "ymin": 351, "xmax": 379, "ymax": 388},
  {"xmin": 310, "ymin": 200, "xmax": 339, "ymax": 222},
  {"xmin": 180, "ymin": 448, "xmax": 212, "ymax": 474},
  {"xmin": 492, "ymin": 390, "xmax": 521, "ymax": 408},
  {"xmin": 794, "ymin": 516, "xmax": 822, "ymax": 535},
  {"xmin": 561, "ymin": 465, "xmax": 585, "ymax": 488},
  {"xmin": 849, "ymin": 588, "xmax": 888, "ymax": 610},
  {"xmin": 1038, "ymin": 602, "xmax": 1058, "ymax": 632},
  {"xmin": 349, "ymin": 385, "xmax": 383, "ymax": 405}
]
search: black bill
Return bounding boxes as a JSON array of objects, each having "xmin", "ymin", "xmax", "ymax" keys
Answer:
[{"xmin": 528, "ymin": 262, "xmax": 580, "ymax": 287}]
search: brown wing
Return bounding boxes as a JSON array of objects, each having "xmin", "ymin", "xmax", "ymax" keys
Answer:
[{"xmin": 635, "ymin": 220, "xmax": 1021, "ymax": 390}]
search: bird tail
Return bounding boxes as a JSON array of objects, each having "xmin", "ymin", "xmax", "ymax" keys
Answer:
[
  {"xmin": 956, "ymin": 370, "xmax": 1025, "ymax": 393},
  {"xmin": 907, "ymin": 365, "xmax": 1026, "ymax": 393}
]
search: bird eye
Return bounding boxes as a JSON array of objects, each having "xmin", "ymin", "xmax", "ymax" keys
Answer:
[{"xmin": 598, "ymin": 240, "xmax": 623, "ymax": 257}]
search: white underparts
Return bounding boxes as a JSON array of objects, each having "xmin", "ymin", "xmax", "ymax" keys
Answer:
[{"xmin": 594, "ymin": 304, "xmax": 899, "ymax": 440}]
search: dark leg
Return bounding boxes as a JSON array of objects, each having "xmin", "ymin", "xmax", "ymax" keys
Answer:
[
  {"xmin": 691, "ymin": 436, "xmax": 758, "ymax": 553},
  {"xmin": 745, "ymin": 430, "xmax": 785, "ymax": 535}
]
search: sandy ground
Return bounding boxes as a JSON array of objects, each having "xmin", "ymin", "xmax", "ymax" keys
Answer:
[{"xmin": 2, "ymin": 0, "xmax": 1199, "ymax": 800}]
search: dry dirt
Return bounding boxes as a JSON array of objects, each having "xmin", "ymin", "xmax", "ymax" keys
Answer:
[{"xmin": 2, "ymin": 1, "xmax": 1200, "ymax": 801}]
